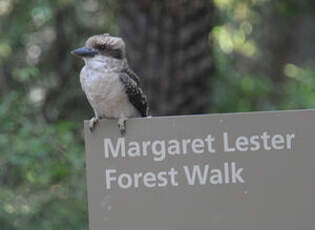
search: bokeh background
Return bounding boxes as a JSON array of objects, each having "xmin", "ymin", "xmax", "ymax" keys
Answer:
[{"xmin": 1, "ymin": 0, "xmax": 315, "ymax": 229}]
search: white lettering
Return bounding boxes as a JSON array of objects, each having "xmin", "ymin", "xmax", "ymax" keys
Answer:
[
  {"xmin": 231, "ymin": 162, "xmax": 244, "ymax": 183},
  {"xmin": 183, "ymin": 165, "xmax": 208, "ymax": 185},
  {"xmin": 168, "ymin": 140, "xmax": 180, "ymax": 155},
  {"xmin": 191, "ymin": 138, "xmax": 205, "ymax": 154},
  {"xmin": 182, "ymin": 139, "xmax": 191, "ymax": 154},
  {"xmin": 104, "ymin": 138, "xmax": 125, "ymax": 159},
  {"xmin": 152, "ymin": 140, "xmax": 166, "ymax": 162},
  {"xmin": 286, "ymin": 134, "xmax": 295, "ymax": 149},
  {"xmin": 168, "ymin": 168, "xmax": 179, "ymax": 186},
  {"xmin": 250, "ymin": 135, "xmax": 260, "ymax": 151},
  {"xmin": 223, "ymin": 132, "xmax": 235, "ymax": 152},
  {"xmin": 143, "ymin": 172, "xmax": 156, "ymax": 188},
  {"xmin": 261, "ymin": 132, "xmax": 271, "ymax": 150},
  {"xmin": 128, "ymin": 141, "xmax": 141, "ymax": 157},
  {"xmin": 271, "ymin": 134, "xmax": 285, "ymax": 150},
  {"xmin": 235, "ymin": 136, "xmax": 249, "ymax": 152},
  {"xmin": 105, "ymin": 169, "xmax": 117, "ymax": 189},
  {"xmin": 205, "ymin": 134, "xmax": 216, "ymax": 153},
  {"xmin": 210, "ymin": 169, "xmax": 223, "ymax": 184}
]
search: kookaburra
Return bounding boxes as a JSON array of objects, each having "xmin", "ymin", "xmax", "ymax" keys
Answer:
[{"xmin": 71, "ymin": 34, "xmax": 148, "ymax": 135}]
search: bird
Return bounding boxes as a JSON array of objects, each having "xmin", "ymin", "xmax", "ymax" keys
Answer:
[{"xmin": 71, "ymin": 33, "xmax": 148, "ymax": 135}]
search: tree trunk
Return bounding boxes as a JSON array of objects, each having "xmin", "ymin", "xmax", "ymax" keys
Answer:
[{"xmin": 118, "ymin": 0, "xmax": 215, "ymax": 116}]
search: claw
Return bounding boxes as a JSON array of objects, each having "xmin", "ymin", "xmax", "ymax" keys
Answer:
[
  {"xmin": 118, "ymin": 117, "xmax": 127, "ymax": 136},
  {"xmin": 89, "ymin": 117, "xmax": 99, "ymax": 132}
]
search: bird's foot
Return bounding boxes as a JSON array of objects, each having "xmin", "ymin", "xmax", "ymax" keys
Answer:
[
  {"xmin": 89, "ymin": 116, "xmax": 99, "ymax": 132},
  {"xmin": 118, "ymin": 117, "xmax": 127, "ymax": 136}
]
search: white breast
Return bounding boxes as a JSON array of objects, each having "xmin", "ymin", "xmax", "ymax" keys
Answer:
[{"xmin": 80, "ymin": 65, "xmax": 139, "ymax": 118}]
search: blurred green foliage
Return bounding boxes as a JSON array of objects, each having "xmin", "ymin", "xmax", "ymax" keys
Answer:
[
  {"xmin": 211, "ymin": 0, "xmax": 315, "ymax": 112},
  {"xmin": 0, "ymin": 0, "xmax": 116, "ymax": 229},
  {"xmin": 1, "ymin": 0, "xmax": 315, "ymax": 229},
  {"xmin": 0, "ymin": 91, "xmax": 87, "ymax": 229}
]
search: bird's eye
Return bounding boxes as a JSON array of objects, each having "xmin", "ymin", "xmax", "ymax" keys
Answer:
[{"xmin": 97, "ymin": 44, "xmax": 106, "ymax": 50}]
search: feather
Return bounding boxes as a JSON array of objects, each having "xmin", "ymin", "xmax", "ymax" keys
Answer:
[{"xmin": 119, "ymin": 72, "xmax": 148, "ymax": 117}]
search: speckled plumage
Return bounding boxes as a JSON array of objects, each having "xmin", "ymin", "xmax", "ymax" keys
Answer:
[
  {"xmin": 72, "ymin": 34, "xmax": 148, "ymax": 134},
  {"xmin": 119, "ymin": 71, "xmax": 148, "ymax": 117}
]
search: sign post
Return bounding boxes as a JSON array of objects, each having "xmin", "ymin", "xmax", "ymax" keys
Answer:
[{"xmin": 84, "ymin": 110, "xmax": 315, "ymax": 230}]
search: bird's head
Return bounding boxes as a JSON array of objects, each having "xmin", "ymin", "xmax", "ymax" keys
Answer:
[{"xmin": 71, "ymin": 34, "xmax": 126, "ymax": 68}]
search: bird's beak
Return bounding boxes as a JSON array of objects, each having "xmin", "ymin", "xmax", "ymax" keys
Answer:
[{"xmin": 71, "ymin": 47, "xmax": 96, "ymax": 57}]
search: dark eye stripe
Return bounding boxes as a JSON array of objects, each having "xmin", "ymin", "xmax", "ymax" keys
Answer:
[
  {"xmin": 94, "ymin": 43, "xmax": 123, "ymax": 59},
  {"xmin": 96, "ymin": 44, "xmax": 106, "ymax": 50},
  {"xmin": 108, "ymin": 49, "xmax": 123, "ymax": 59}
]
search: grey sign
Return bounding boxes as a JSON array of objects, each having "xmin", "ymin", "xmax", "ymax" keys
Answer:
[{"xmin": 84, "ymin": 110, "xmax": 315, "ymax": 230}]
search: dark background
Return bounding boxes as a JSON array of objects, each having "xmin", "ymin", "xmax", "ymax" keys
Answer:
[{"xmin": 1, "ymin": 0, "xmax": 315, "ymax": 229}]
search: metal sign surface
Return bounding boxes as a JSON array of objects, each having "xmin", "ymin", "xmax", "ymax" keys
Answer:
[{"xmin": 84, "ymin": 110, "xmax": 315, "ymax": 230}]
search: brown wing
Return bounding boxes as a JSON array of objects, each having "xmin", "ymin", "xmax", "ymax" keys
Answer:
[
  {"xmin": 122, "ymin": 67, "xmax": 140, "ymax": 85},
  {"xmin": 119, "ymin": 72, "xmax": 148, "ymax": 117}
]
